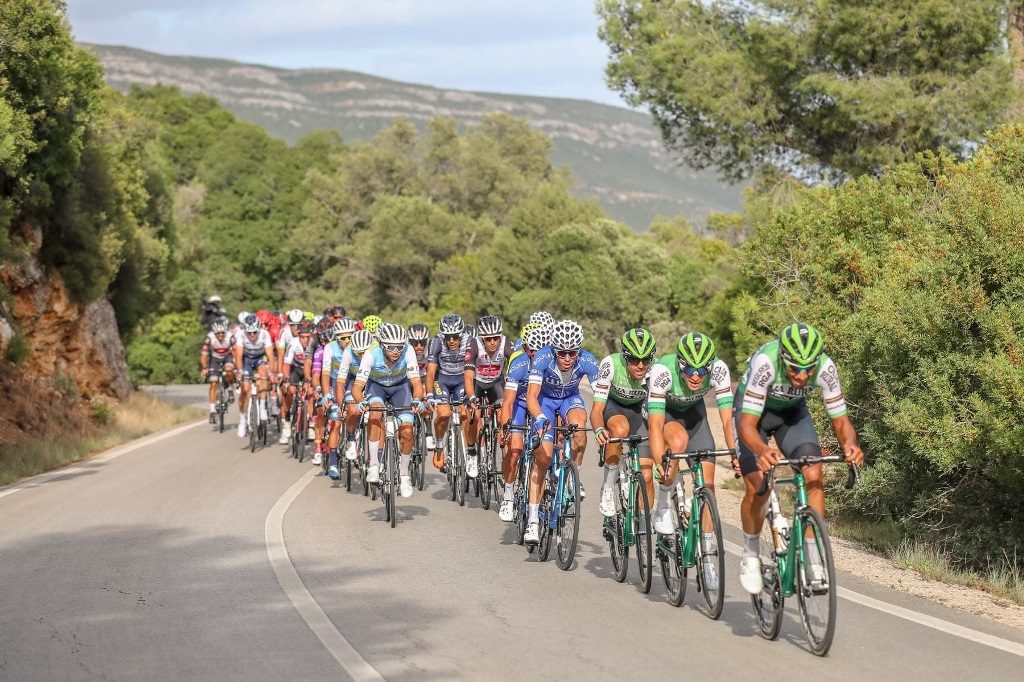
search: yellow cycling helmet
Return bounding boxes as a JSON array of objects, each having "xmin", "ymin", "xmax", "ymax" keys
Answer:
[
  {"xmin": 519, "ymin": 321, "xmax": 542, "ymax": 340},
  {"xmin": 302, "ymin": 311, "xmax": 315, "ymax": 322},
  {"xmin": 362, "ymin": 315, "xmax": 382, "ymax": 334}
]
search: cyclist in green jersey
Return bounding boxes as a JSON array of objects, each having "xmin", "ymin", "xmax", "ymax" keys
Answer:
[
  {"xmin": 734, "ymin": 323, "xmax": 864, "ymax": 594},
  {"xmin": 647, "ymin": 332, "xmax": 735, "ymax": 587},
  {"xmin": 592, "ymin": 328, "xmax": 657, "ymax": 520}
]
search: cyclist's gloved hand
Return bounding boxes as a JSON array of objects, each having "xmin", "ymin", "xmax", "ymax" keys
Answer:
[
  {"xmin": 357, "ymin": 400, "xmax": 370, "ymax": 414},
  {"xmin": 412, "ymin": 399, "xmax": 424, "ymax": 413},
  {"xmin": 533, "ymin": 414, "xmax": 550, "ymax": 438},
  {"xmin": 594, "ymin": 426, "xmax": 609, "ymax": 446}
]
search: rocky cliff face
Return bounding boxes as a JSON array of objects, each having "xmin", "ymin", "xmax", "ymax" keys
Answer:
[{"xmin": 0, "ymin": 228, "xmax": 131, "ymax": 442}]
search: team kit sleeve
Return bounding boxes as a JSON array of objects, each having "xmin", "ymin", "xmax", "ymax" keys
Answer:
[
  {"xmin": 404, "ymin": 346, "xmax": 420, "ymax": 382},
  {"xmin": 710, "ymin": 359, "xmax": 734, "ymax": 409},
  {"xmin": 320, "ymin": 343, "xmax": 334, "ymax": 376},
  {"xmin": 355, "ymin": 348, "xmax": 374, "ymax": 384},
  {"xmin": 592, "ymin": 355, "xmax": 615, "ymax": 404},
  {"xmin": 504, "ymin": 355, "xmax": 529, "ymax": 393},
  {"xmin": 528, "ymin": 349, "xmax": 554, "ymax": 385},
  {"xmin": 581, "ymin": 351, "xmax": 600, "ymax": 384},
  {"xmin": 646, "ymin": 363, "xmax": 671, "ymax": 414},
  {"xmin": 815, "ymin": 356, "xmax": 849, "ymax": 418},
  {"xmin": 740, "ymin": 352, "xmax": 774, "ymax": 417}
]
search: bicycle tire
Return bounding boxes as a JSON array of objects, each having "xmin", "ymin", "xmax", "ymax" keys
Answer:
[
  {"xmin": 249, "ymin": 397, "xmax": 258, "ymax": 453},
  {"xmin": 608, "ymin": 478, "xmax": 628, "ymax": 582},
  {"xmin": 455, "ymin": 434, "xmax": 466, "ymax": 507},
  {"xmin": 480, "ymin": 446, "xmax": 492, "ymax": 509},
  {"xmin": 538, "ymin": 468, "xmax": 554, "ymax": 561},
  {"xmin": 634, "ymin": 475, "xmax": 654, "ymax": 594},
  {"xmin": 296, "ymin": 402, "xmax": 306, "ymax": 463},
  {"xmin": 446, "ymin": 427, "xmax": 457, "ymax": 501},
  {"xmin": 359, "ymin": 426, "xmax": 370, "ymax": 497},
  {"xmin": 695, "ymin": 487, "xmax": 725, "ymax": 620},
  {"xmin": 752, "ymin": 511, "xmax": 784, "ymax": 641},
  {"xmin": 486, "ymin": 418, "xmax": 499, "ymax": 510},
  {"xmin": 345, "ymin": 457, "xmax": 353, "ymax": 491},
  {"xmin": 555, "ymin": 458, "xmax": 581, "ymax": 571},
  {"xmin": 796, "ymin": 507, "xmax": 837, "ymax": 656},
  {"xmin": 385, "ymin": 439, "xmax": 397, "ymax": 527},
  {"xmin": 513, "ymin": 457, "xmax": 529, "ymax": 546}
]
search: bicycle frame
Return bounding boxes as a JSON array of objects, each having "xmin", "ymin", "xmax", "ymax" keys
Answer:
[{"xmin": 659, "ymin": 449, "xmax": 733, "ymax": 567}]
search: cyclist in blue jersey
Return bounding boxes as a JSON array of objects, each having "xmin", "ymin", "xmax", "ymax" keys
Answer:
[
  {"xmin": 497, "ymin": 324, "xmax": 550, "ymax": 522},
  {"xmin": 319, "ymin": 317, "xmax": 356, "ymax": 479},
  {"xmin": 524, "ymin": 320, "xmax": 599, "ymax": 544},
  {"xmin": 352, "ymin": 323, "xmax": 425, "ymax": 497}
]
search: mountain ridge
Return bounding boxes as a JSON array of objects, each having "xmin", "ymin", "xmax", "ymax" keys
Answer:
[{"xmin": 84, "ymin": 43, "xmax": 743, "ymax": 229}]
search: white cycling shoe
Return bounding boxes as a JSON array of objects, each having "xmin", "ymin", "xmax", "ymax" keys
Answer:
[
  {"xmin": 366, "ymin": 464, "xmax": 380, "ymax": 484},
  {"xmin": 400, "ymin": 475, "xmax": 413, "ymax": 498},
  {"xmin": 278, "ymin": 423, "xmax": 291, "ymax": 445},
  {"xmin": 701, "ymin": 557, "xmax": 719, "ymax": 592},
  {"xmin": 740, "ymin": 556, "xmax": 763, "ymax": 595},
  {"xmin": 524, "ymin": 521, "xmax": 540, "ymax": 544},
  {"xmin": 466, "ymin": 454, "xmax": 479, "ymax": 479},
  {"xmin": 598, "ymin": 486, "xmax": 616, "ymax": 517},
  {"xmin": 237, "ymin": 420, "xmax": 247, "ymax": 438},
  {"xmin": 653, "ymin": 507, "xmax": 677, "ymax": 535},
  {"xmin": 498, "ymin": 499, "xmax": 514, "ymax": 522},
  {"xmin": 345, "ymin": 441, "xmax": 357, "ymax": 461},
  {"xmin": 311, "ymin": 452, "xmax": 322, "ymax": 466}
]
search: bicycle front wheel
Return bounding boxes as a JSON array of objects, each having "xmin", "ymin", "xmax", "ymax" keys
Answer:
[
  {"xmin": 659, "ymin": 491, "xmax": 687, "ymax": 606},
  {"xmin": 479, "ymin": 436, "xmax": 492, "ymax": 511},
  {"xmin": 607, "ymin": 480, "xmax": 628, "ymax": 582},
  {"xmin": 796, "ymin": 507, "xmax": 837, "ymax": 656},
  {"xmin": 555, "ymin": 459, "xmax": 581, "ymax": 571},
  {"xmin": 386, "ymin": 440, "xmax": 398, "ymax": 527},
  {"xmin": 634, "ymin": 476, "xmax": 653, "ymax": 594},
  {"xmin": 455, "ymin": 436, "xmax": 466, "ymax": 507},
  {"xmin": 695, "ymin": 487, "xmax": 725, "ymax": 620},
  {"xmin": 249, "ymin": 399, "xmax": 258, "ymax": 453}
]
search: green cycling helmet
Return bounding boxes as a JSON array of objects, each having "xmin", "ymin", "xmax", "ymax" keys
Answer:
[
  {"xmin": 620, "ymin": 327, "xmax": 656, "ymax": 361},
  {"xmin": 778, "ymin": 323, "xmax": 824, "ymax": 367},
  {"xmin": 676, "ymin": 332, "xmax": 717, "ymax": 369},
  {"xmin": 362, "ymin": 315, "xmax": 382, "ymax": 334}
]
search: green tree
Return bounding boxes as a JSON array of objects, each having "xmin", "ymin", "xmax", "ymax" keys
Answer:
[{"xmin": 598, "ymin": 0, "xmax": 1014, "ymax": 180}]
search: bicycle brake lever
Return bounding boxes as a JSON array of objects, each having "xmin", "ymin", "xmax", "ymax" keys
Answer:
[{"xmin": 845, "ymin": 463, "xmax": 859, "ymax": 490}]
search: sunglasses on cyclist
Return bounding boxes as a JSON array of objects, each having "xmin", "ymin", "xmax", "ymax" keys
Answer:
[
  {"xmin": 783, "ymin": 360, "xmax": 816, "ymax": 374},
  {"xmin": 681, "ymin": 364, "xmax": 711, "ymax": 378},
  {"xmin": 382, "ymin": 343, "xmax": 405, "ymax": 353},
  {"xmin": 482, "ymin": 335, "xmax": 501, "ymax": 343},
  {"xmin": 624, "ymin": 354, "xmax": 654, "ymax": 366},
  {"xmin": 411, "ymin": 339, "xmax": 427, "ymax": 346},
  {"xmin": 443, "ymin": 333, "xmax": 462, "ymax": 341},
  {"xmin": 555, "ymin": 349, "xmax": 579, "ymax": 359}
]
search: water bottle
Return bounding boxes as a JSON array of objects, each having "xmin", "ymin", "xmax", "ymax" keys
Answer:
[
  {"xmin": 426, "ymin": 434, "xmax": 436, "ymax": 450},
  {"xmin": 769, "ymin": 491, "xmax": 789, "ymax": 552}
]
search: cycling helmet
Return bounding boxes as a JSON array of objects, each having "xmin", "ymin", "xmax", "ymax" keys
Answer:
[
  {"xmin": 550, "ymin": 320, "xmax": 584, "ymax": 351},
  {"xmin": 408, "ymin": 323, "xmax": 431, "ymax": 341},
  {"xmin": 243, "ymin": 315, "xmax": 260, "ymax": 333},
  {"xmin": 377, "ymin": 322, "xmax": 407, "ymax": 346},
  {"xmin": 439, "ymin": 313, "xmax": 465, "ymax": 335},
  {"xmin": 297, "ymin": 320, "xmax": 315, "ymax": 335},
  {"xmin": 238, "ymin": 311, "xmax": 251, "ymax": 325},
  {"xmin": 331, "ymin": 305, "xmax": 347, "ymax": 318},
  {"xmin": 778, "ymin": 323, "xmax": 824, "ymax": 367},
  {"xmin": 676, "ymin": 332, "xmax": 716, "ymax": 368},
  {"xmin": 317, "ymin": 319, "xmax": 334, "ymax": 341},
  {"xmin": 302, "ymin": 311, "xmax": 315, "ymax": 322},
  {"xmin": 523, "ymin": 325, "xmax": 550, "ymax": 351},
  {"xmin": 529, "ymin": 310, "xmax": 554, "ymax": 328},
  {"xmin": 313, "ymin": 314, "xmax": 324, "ymax": 325},
  {"xmin": 477, "ymin": 315, "xmax": 502, "ymax": 336},
  {"xmin": 256, "ymin": 310, "xmax": 273, "ymax": 325},
  {"xmin": 351, "ymin": 329, "xmax": 374, "ymax": 353},
  {"xmin": 362, "ymin": 315, "xmax": 382, "ymax": 334},
  {"xmin": 211, "ymin": 321, "xmax": 228, "ymax": 333},
  {"xmin": 287, "ymin": 309, "xmax": 303, "ymax": 324},
  {"xmin": 333, "ymin": 317, "xmax": 357, "ymax": 337},
  {"xmin": 208, "ymin": 294, "xmax": 222, "ymax": 305},
  {"xmin": 519, "ymin": 322, "xmax": 541, "ymax": 340},
  {"xmin": 621, "ymin": 328, "xmax": 656, "ymax": 361}
]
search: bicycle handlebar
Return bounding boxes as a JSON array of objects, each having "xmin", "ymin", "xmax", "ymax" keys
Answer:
[
  {"xmin": 755, "ymin": 456, "xmax": 859, "ymax": 495},
  {"xmin": 660, "ymin": 448, "xmax": 735, "ymax": 469}
]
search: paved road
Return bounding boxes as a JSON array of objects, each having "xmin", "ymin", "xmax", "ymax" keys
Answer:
[{"xmin": 1, "ymin": 385, "xmax": 1022, "ymax": 680}]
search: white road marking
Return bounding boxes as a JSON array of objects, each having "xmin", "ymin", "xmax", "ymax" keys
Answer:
[
  {"xmin": 722, "ymin": 539, "xmax": 1024, "ymax": 657},
  {"xmin": 0, "ymin": 419, "xmax": 206, "ymax": 500},
  {"xmin": 265, "ymin": 469, "xmax": 385, "ymax": 681}
]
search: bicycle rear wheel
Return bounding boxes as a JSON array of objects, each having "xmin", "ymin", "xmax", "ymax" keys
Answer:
[
  {"xmin": 455, "ymin": 435, "xmax": 466, "ymax": 507},
  {"xmin": 796, "ymin": 507, "xmax": 837, "ymax": 656},
  {"xmin": 249, "ymin": 398, "xmax": 258, "ymax": 453},
  {"xmin": 513, "ymin": 457, "xmax": 529, "ymax": 546},
  {"xmin": 634, "ymin": 476, "xmax": 653, "ymax": 594},
  {"xmin": 753, "ymin": 513, "xmax": 785, "ymax": 641},
  {"xmin": 479, "ymin": 436, "xmax": 492, "ymax": 510},
  {"xmin": 359, "ymin": 427, "xmax": 370, "ymax": 497},
  {"xmin": 537, "ymin": 477, "xmax": 553, "ymax": 562},
  {"xmin": 695, "ymin": 487, "xmax": 725, "ymax": 620}
]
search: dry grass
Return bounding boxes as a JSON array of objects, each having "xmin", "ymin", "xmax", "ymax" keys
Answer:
[
  {"xmin": 890, "ymin": 539, "xmax": 1024, "ymax": 607},
  {"xmin": 0, "ymin": 392, "xmax": 202, "ymax": 487}
]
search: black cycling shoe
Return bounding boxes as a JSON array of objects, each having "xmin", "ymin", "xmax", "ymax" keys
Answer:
[{"xmin": 209, "ymin": 413, "xmax": 217, "ymax": 424}]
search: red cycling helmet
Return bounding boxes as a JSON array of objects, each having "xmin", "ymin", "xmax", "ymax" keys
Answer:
[{"xmin": 256, "ymin": 310, "xmax": 273, "ymax": 325}]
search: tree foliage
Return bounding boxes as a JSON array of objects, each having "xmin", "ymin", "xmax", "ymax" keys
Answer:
[{"xmin": 598, "ymin": 0, "xmax": 1014, "ymax": 180}]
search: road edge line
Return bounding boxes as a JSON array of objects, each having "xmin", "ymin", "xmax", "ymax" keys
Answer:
[
  {"xmin": 722, "ymin": 539, "xmax": 1024, "ymax": 657},
  {"xmin": 265, "ymin": 468, "xmax": 385, "ymax": 681}
]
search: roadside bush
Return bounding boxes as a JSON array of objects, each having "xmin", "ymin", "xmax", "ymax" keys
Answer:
[
  {"xmin": 126, "ymin": 312, "xmax": 205, "ymax": 384},
  {"xmin": 727, "ymin": 125, "xmax": 1024, "ymax": 570}
]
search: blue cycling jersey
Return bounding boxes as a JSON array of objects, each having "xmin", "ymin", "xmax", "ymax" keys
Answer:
[
  {"xmin": 504, "ymin": 352, "xmax": 533, "ymax": 403},
  {"xmin": 356, "ymin": 344, "xmax": 420, "ymax": 387},
  {"xmin": 527, "ymin": 348, "xmax": 599, "ymax": 399}
]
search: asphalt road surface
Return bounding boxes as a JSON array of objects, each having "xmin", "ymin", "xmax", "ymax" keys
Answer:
[{"xmin": 1, "ymin": 385, "xmax": 1022, "ymax": 680}]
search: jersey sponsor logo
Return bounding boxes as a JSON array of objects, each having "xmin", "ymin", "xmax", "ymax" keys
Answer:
[
  {"xmin": 712, "ymin": 364, "xmax": 728, "ymax": 384},
  {"xmin": 750, "ymin": 362, "xmax": 772, "ymax": 388},
  {"xmin": 598, "ymin": 363, "xmax": 612, "ymax": 380},
  {"xmin": 819, "ymin": 363, "xmax": 840, "ymax": 391},
  {"xmin": 652, "ymin": 370, "xmax": 672, "ymax": 391}
]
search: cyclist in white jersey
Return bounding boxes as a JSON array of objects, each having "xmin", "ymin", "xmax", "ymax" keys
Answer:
[
  {"xmin": 234, "ymin": 314, "xmax": 275, "ymax": 438},
  {"xmin": 464, "ymin": 315, "xmax": 513, "ymax": 479},
  {"xmin": 200, "ymin": 321, "xmax": 236, "ymax": 421}
]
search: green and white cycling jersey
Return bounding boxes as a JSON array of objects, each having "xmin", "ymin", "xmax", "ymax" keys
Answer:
[
  {"xmin": 737, "ymin": 340, "xmax": 847, "ymax": 419},
  {"xmin": 592, "ymin": 353, "xmax": 648, "ymax": 406},
  {"xmin": 647, "ymin": 355, "xmax": 733, "ymax": 414}
]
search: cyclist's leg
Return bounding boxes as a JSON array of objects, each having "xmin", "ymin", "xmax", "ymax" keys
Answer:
[
  {"xmin": 562, "ymin": 396, "xmax": 589, "ymax": 466},
  {"xmin": 530, "ymin": 396, "xmax": 559, "ymax": 514},
  {"xmin": 774, "ymin": 404, "xmax": 824, "ymax": 517},
  {"xmin": 681, "ymin": 402, "xmax": 718, "ymax": 532}
]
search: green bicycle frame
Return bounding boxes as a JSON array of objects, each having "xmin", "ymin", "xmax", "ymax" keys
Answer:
[
  {"xmin": 770, "ymin": 469, "xmax": 816, "ymax": 598},
  {"xmin": 618, "ymin": 443, "xmax": 642, "ymax": 547}
]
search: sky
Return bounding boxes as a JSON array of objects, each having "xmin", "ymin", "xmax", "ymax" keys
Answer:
[{"xmin": 65, "ymin": 0, "xmax": 628, "ymax": 107}]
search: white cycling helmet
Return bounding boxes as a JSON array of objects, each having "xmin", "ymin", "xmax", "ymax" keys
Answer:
[
  {"xmin": 287, "ymin": 308, "xmax": 303, "ymax": 324},
  {"xmin": 333, "ymin": 317, "xmax": 357, "ymax": 337},
  {"xmin": 529, "ymin": 311, "xmax": 554, "ymax": 327},
  {"xmin": 477, "ymin": 315, "xmax": 502, "ymax": 337},
  {"xmin": 313, "ymin": 314, "xmax": 324, "ymax": 325},
  {"xmin": 237, "ymin": 311, "xmax": 250, "ymax": 325},
  {"xmin": 524, "ymin": 325, "xmax": 550, "ymax": 351},
  {"xmin": 439, "ymin": 313, "xmax": 465, "ymax": 336},
  {"xmin": 351, "ymin": 329, "xmax": 374, "ymax": 353},
  {"xmin": 377, "ymin": 322, "xmax": 407, "ymax": 346},
  {"xmin": 550, "ymin": 320, "xmax": 583, "ymax": 351},
  {"xmin": 408, "ymin": 323, "xmax": 430, "ymax": 341},
  {"xmin": 243, "ymin": 314, "xmax": 261, "ymax": 333},
  {"xmin": 211, "ymin": 321, "xmax": 228, "ymax": 333}
]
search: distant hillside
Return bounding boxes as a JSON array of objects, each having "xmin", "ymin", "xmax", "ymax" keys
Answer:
[{"xmin": 84, "ymin": 44, "xmax": 742, "ymax": 230}]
